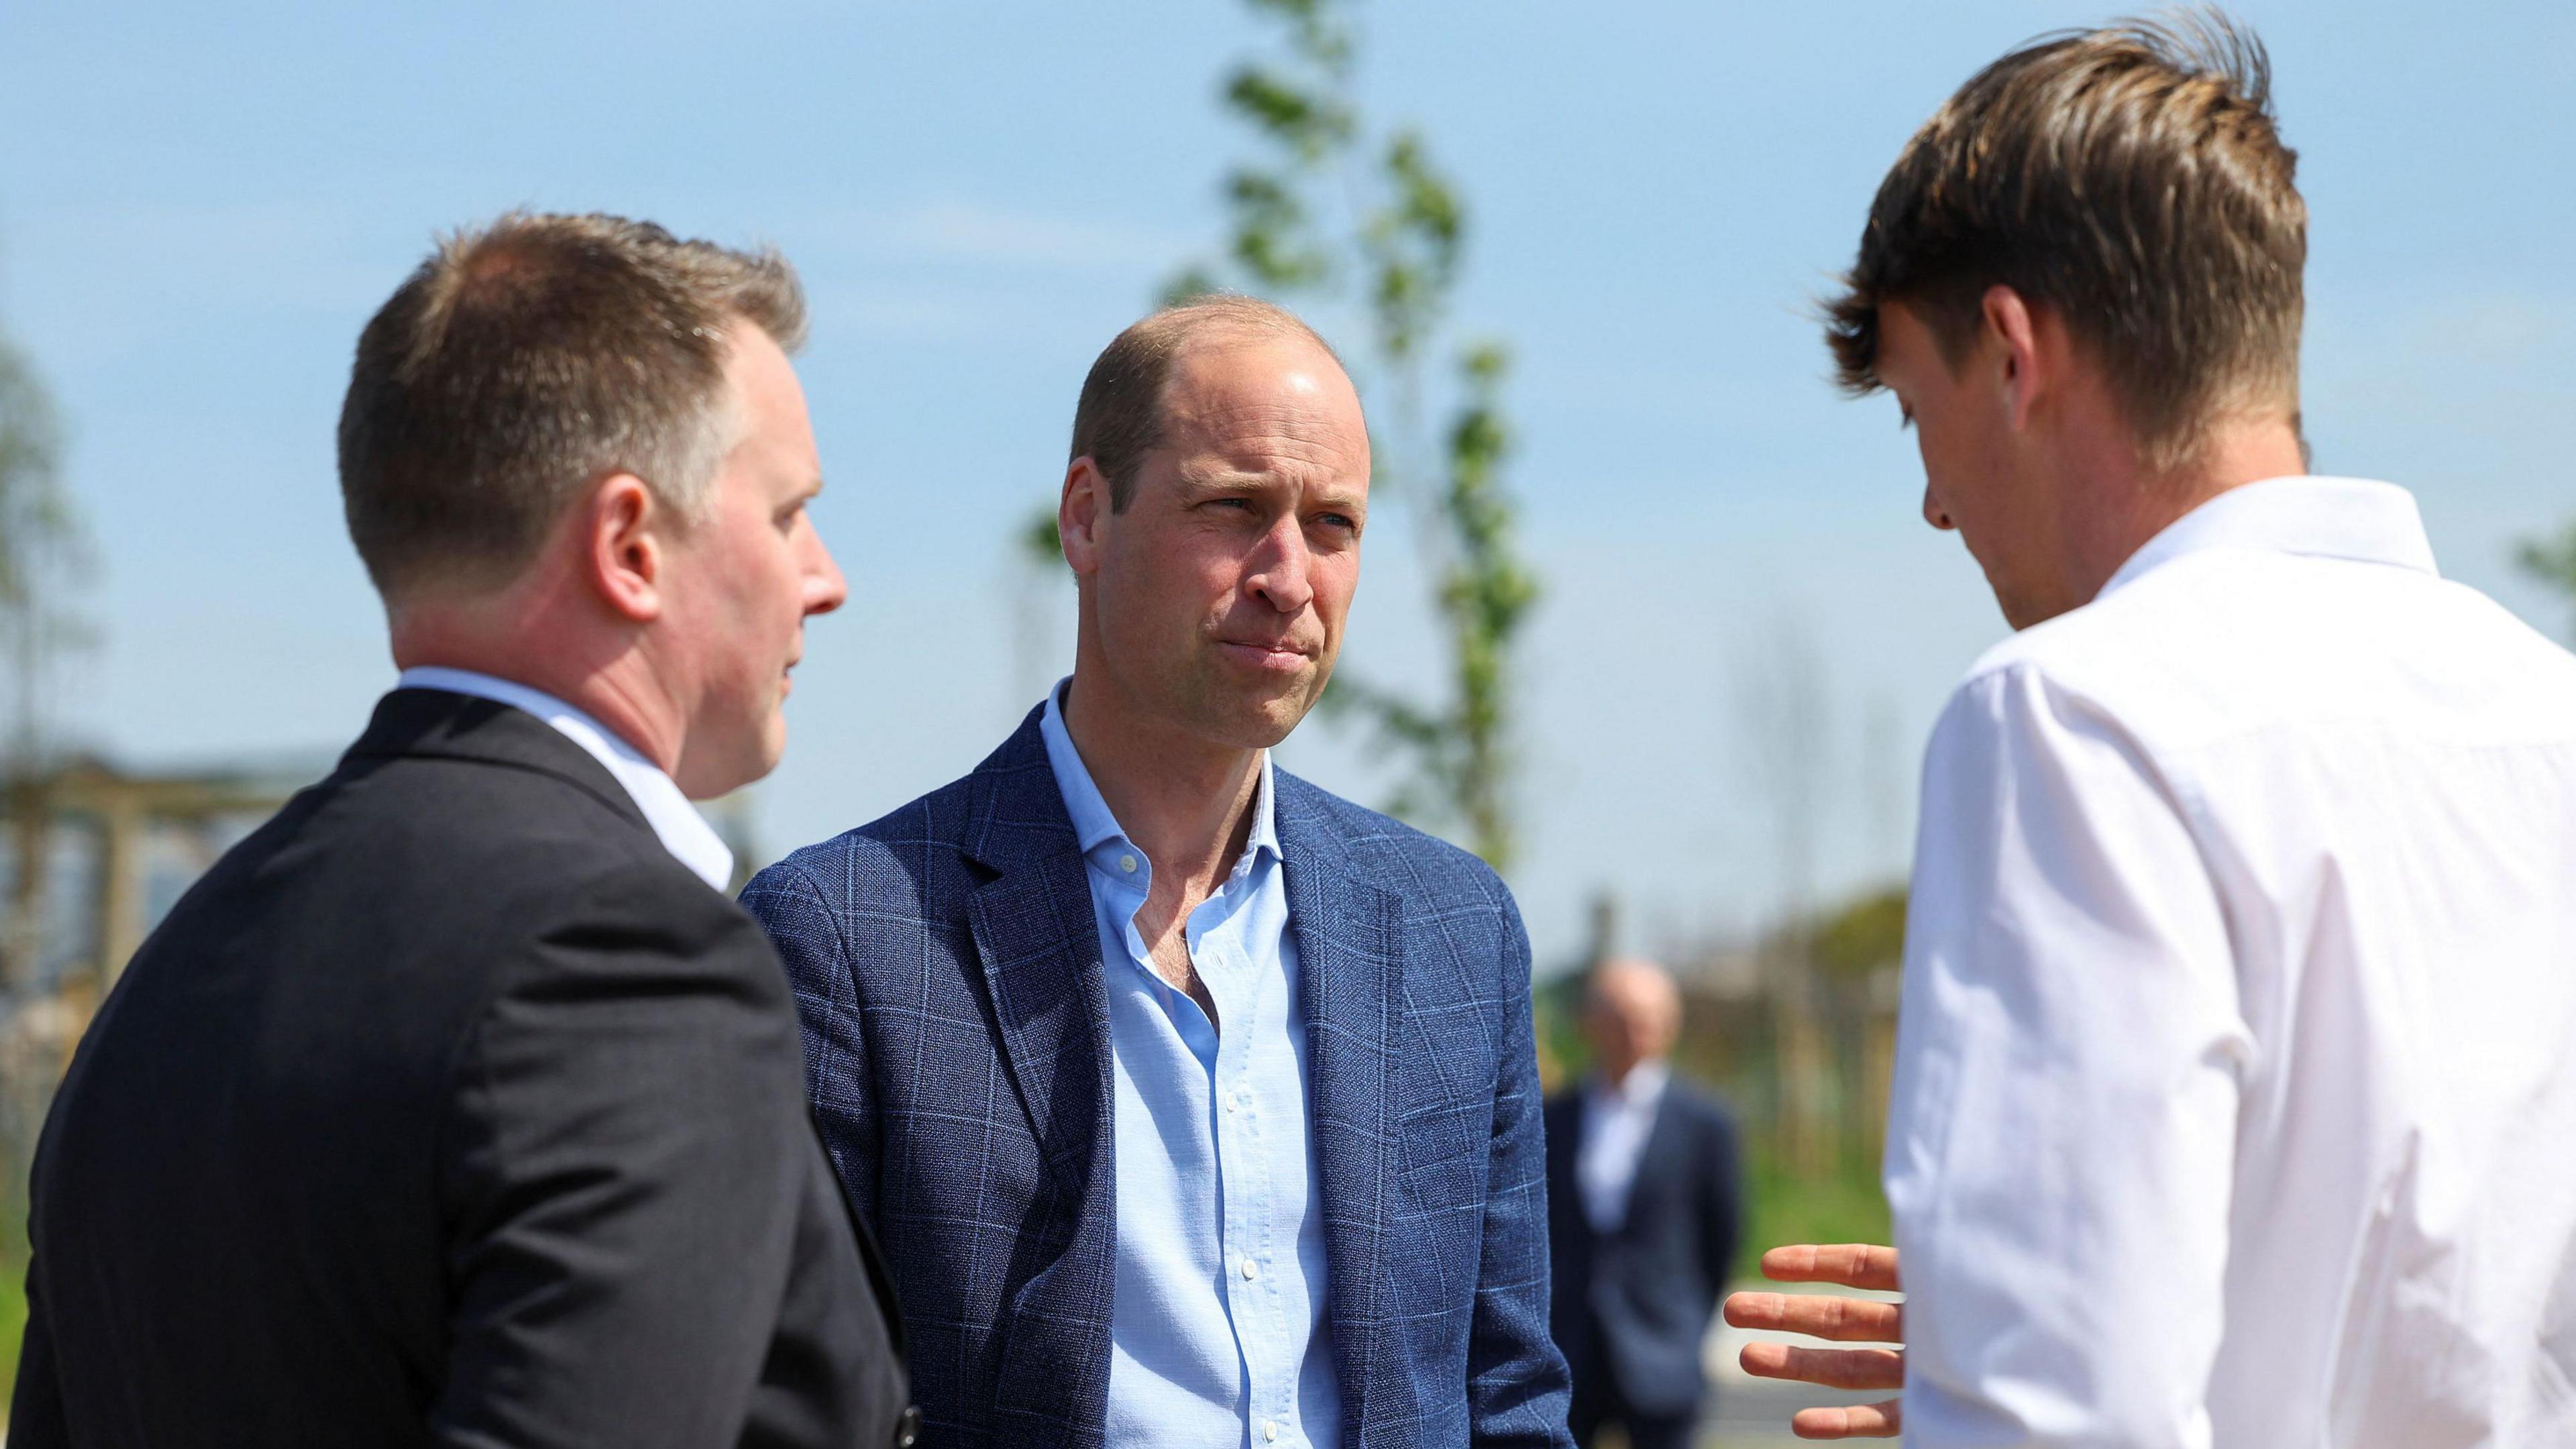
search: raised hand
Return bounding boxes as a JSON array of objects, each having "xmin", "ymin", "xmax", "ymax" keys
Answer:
[{"xmin": 1720, "ymin": 1243, "xmax": 1903, "ymax": 1440}]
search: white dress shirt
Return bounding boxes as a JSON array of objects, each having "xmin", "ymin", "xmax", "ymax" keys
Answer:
[
  {"xmin": 395, "ymin": 666, "xmax": 735, "ymax": 892},
  {"xmin": 1886, "ymin": 478, "xmax": 2576, "ymax": 1448},
  {"xmin": 1576, "ymin": 1061, "xmax": 1670, "ymax": 1235}
]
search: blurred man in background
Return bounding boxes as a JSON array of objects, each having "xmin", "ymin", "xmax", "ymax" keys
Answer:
[
  {"xmin": 743, "ymin": 295, "xmax": 1572, "ymax": 1448},
  {"xmin": 10, "ymin": 214, "xmax": 910, "ymax": 1448},
  {"xmin": 1545, "ymin": 958, "xmax": 1741, "ymax": 1449},
  {"xmin": 1729, "ymin": 14, "xmax": 2576, "ymax": 1446}
]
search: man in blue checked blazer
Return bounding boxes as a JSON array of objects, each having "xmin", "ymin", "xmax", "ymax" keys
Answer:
[{"xmin": 744, "ymin": 297, "xmax": 1573, "ymax": 1449}]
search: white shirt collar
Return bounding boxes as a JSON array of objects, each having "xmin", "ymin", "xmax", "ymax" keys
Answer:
[
  {"xmin": 1591, "ymin": 1059, "xmax": 1670, "ymax": 1113},
  {"xmin": 395, "ymin": 665, "xmax": 736, "ymax": 892},
  {"xmin": 2101, "ymin": 476, "xmax": 2438, "ymax": 600}
]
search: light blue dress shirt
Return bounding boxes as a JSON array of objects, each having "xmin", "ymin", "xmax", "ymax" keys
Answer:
[{"xmin": 1038, "ymin": 684, "xmax": 1342, "ymax": 1449}]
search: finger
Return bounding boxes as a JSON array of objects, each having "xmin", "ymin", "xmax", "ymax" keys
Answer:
[
  {"xmin": 1760, "ymin": 1243, "xmax": 1901, "ymax": 1292},
  {"xmin": 1791, "ymin": 1399, "xmax": 1902, "ymax": 1439},
  {"xmin": 1722, "ymin": 1291, "xmax": 1902, "ymax": 1342},
  {"xmin": 1739, "ymin": 1342, "xmax": 1904, "ymax": 1391}
]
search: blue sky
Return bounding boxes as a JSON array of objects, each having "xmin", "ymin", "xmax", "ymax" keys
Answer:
[{"xmin": 5, "ymin": 1, "xmax": 2571, "ymax": 965}]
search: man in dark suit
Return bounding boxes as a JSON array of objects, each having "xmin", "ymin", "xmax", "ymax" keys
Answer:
[
  {"xmin": 743, "ymin": 297, "xmax": 1574, "ymax": 1448},
  {"xmin": 1545, "ymin": 957, "xmax": 1742, "ymax": 1449},
  {"xmin": 9, "ymin": 214, "xmax": 911, "ymax": 1448}
]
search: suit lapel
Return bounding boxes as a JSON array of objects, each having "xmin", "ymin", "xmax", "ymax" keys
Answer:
[
  {"xmin": 1279, "ymin": 776, "xmax": 1402, "ymax": 1439},
  {"xmin": 957, "ymin": 712, "xmax": 1118, "ymax": 1444},
  {"xmin": 966, "ymin": 850, "xmax": 1115, "ymax": 1193},
  {"xmin": 1607, "ymin": 1083, "xmax": 1684, "ymax": 1242}
]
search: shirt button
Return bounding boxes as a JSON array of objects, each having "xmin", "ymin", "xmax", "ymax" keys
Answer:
[
  {"xmin": 1117, "ymin": 853, "xmax": 1138, "ymax": 873},
  {"xmin": 1263, "ymin": 1421, "xmax": 1279, "ymax": 1443},
  {"xmin": 1224, "ymin": 1093, "xmax": 1238, "ymax": 1113},
  {"xmin": 1240, "ymin": 1256, "xmax": 1259, "ymax": 1281}
]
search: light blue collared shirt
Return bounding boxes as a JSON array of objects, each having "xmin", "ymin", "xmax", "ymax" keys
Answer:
[{"xmin": 1038, "ymin": 684, "xmax": 1342, "ymax": 1449}]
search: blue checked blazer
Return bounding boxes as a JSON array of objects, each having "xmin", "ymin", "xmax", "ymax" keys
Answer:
[{"xmin": 741, "ymin": 709, "xmax": 1574, "ymax": 1449}]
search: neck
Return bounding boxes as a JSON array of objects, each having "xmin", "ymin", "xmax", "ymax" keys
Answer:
[
  {"xmin": 390, "ymin": 588, "xmax": 686, "ymax": 776},
  {"xmin": 1059, "ymin": 659, "xmax": 1262, "ymax": 892},
  {"xmin": 1599, "ymin": 1057, "xmax": 1655, "ymax": 1091},
  {"xmin": 2061, "ymin": 410, "xmax": 2307, "ymax": 612}
]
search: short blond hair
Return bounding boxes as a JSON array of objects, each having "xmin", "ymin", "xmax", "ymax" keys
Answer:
[
  {"xmin": 337, "ymin": 212, "xmax": 806, "ymax": 598},
  {"xmin": 1826, "ymin": 11, "xmax": 2306, "ymax": 471}
]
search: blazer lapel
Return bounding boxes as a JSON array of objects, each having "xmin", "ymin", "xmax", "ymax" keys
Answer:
[
  {"xmin": 966, "ymin": 850, "xmax": 1115, "ymax": 1195},
  {"xmin": 957, "ymin": 712, "xmax": 1119, "ymax": 1443},
  {"xmin": 1609, "ymin": 1085, "xmax": 1686, "ymax": 1242},
  {"xmin": 1278, "ymin": 775, "xmax": 1403, "ymax": 1439}
]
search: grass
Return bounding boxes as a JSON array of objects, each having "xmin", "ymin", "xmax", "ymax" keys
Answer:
[
  {"xmin": 1739, "ymin": 1138, "xmax": 1891, "ymax": 1277},
  {"xmin": 1, "ymin": 1205, "xmax": 23, "ymax": 1419}
]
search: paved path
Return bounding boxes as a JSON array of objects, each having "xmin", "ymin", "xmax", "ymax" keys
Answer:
[{"xmin": 1693, "ymin": 1281, "xmax": 1898, "ymax": 1448}]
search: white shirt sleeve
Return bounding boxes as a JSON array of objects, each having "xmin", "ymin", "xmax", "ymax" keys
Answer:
[{"xmin": 1888, "ymin": 664, "xmax": 2254, "ymax": 1448}]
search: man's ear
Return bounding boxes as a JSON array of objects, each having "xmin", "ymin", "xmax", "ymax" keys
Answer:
[
  {"xmin": 1981, "ymin": 284, "xmax": 2046, "ymax": 434},
  {"xmin": 1059, "ymin": 457, "xmax": 1108, "ymax": 578},
  {"xmin": 585, "ymin": 472, "xmax": 665, "ymax": 623}
]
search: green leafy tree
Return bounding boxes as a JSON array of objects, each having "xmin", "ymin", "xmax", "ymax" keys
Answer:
[
  {"xmin": 2517, "ymin": 522, "xmax": 2576, "ymax": 645},
  {"xmin": 1, "ymin": 319, "xmax": 81, "ymax": 995},
  {"xmin": 1, "ymin": 297, "xmax": 81, "ymax": 1417},
  {"xmin": 1173, "ymin": 0, "xmax": 1540, "ymax": 870}
]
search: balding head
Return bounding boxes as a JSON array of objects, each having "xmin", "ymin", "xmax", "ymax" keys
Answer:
[
  {"xmin": 1055, "ymin": 294, "xmax": 1367, "ymax": 753},
  {"xmin": 1585, "ymin": 957, "xmax": 1681, "ymax": 1085},
  {"xmin": 1068, "ymin": 295, "xmax": 1345, "ymax": 513}
]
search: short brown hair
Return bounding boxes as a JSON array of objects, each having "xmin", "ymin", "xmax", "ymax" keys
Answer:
[
  {"xmin": 1069, "ymin": 295, "xmax": 1340, "ymax": 511},
  {"xmin": 337, "ymin": 212, "xmax": 806, "ymax": 598},
  {"xmin": 1826, "ymin": 11, "xmax": 2305, "ymax": 471}
]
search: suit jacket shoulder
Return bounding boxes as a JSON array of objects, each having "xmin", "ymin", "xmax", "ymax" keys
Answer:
[{"xmin": 1275, "ymin": 769, "xmax": 1515, "ymax": 912}]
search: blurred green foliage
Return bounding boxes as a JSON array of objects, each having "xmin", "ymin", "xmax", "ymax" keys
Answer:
[
  {"xmin": 1, "ymin": 1209, "xmax": 22, "ymax": 1399},
  {"xmin": 1536, "ymin": 883, "xmax": 1907, "ymax": 1284},
  {"xmin": 1173, "ymin": 0, "xmax": 1542, "ymax": 873},
  {"xmin": 2517, "ymin": 521, "xmax": 2576, "ymax": 645}
]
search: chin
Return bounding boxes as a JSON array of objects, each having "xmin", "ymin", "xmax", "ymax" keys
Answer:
[
  {"xmin": 1178, "ymin": 678, "xmax": 1311, "ymax": 752},
  {"xmin": 1233, "ymin": 682, "xmax": 1320, "ymax": 749}
]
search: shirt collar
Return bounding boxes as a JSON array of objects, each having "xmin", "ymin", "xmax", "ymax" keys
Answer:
[
  {"xmin": 1036, "ymin": 678, "xmax": 1281, "ymax": 875},
  {"xmin": 2101, "ymin": 476, "xmax": 2439, "ymax": 600},
  {"xmin": 395, "ymin": 665, "xmax": 736, "ymax": 893},
  {"xmin": 1591, "ymin": 1059, "xmax": 1670, "ymax": 1112}
]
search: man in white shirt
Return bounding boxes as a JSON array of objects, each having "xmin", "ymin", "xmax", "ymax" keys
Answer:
[{"xmin": 1724, "ymin": 15, "xmax": 2576, "ymax": 1447}]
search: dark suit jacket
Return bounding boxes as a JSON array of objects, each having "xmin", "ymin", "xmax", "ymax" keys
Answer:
[
  {"xmin": 9, "ymin": 688, "xmax": 909, "ymax": 1449},
  {"xmin": 740, "ymin": 708, "xmax": 1575, "ymax": 1449},
  {"xmin": 1544, "ymin": 1077, "xmax": 1741, "ymax": 1418}
]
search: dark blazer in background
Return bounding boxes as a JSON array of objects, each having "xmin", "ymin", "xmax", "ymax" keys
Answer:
[
  {"xmin": 741, "ymin": 708, "xmax": 1576, "ymax": 1449},
  {"xmin": 9, "ymin": 689, "xmax": 909, "ymax": 1449},
  {"xmin": 1544, "ymin": 1077, "xmax": 1743, "ymax": 1421}
]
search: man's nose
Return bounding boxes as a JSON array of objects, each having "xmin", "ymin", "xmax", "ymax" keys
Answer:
[
  {"xmin": 1244, "ymin": 515, "xmax": 1314, "ymax": 614},
  {"xmin": 1923, "ymin": 484, "xmax": 1956, "ymax": 532},
  {"xmin": 803, "ymin": 528, "xmax": 849, "ymax": 617}
]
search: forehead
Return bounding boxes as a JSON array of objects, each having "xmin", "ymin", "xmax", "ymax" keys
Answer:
[
  {"xmin": 1873, "ymin": 299, "xmax": 1941, "ymax": 386},
  {"xmin": 723, "ymin": 326, "xmax": 817, "ymax": 457},
  {"xmin": 1591, "ymin": 964, "xmax": 1678, "ymax": 1013},
  {"xmin": 1157, "ymin": 335, "xmax": 1367, "ymax": 467}
]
